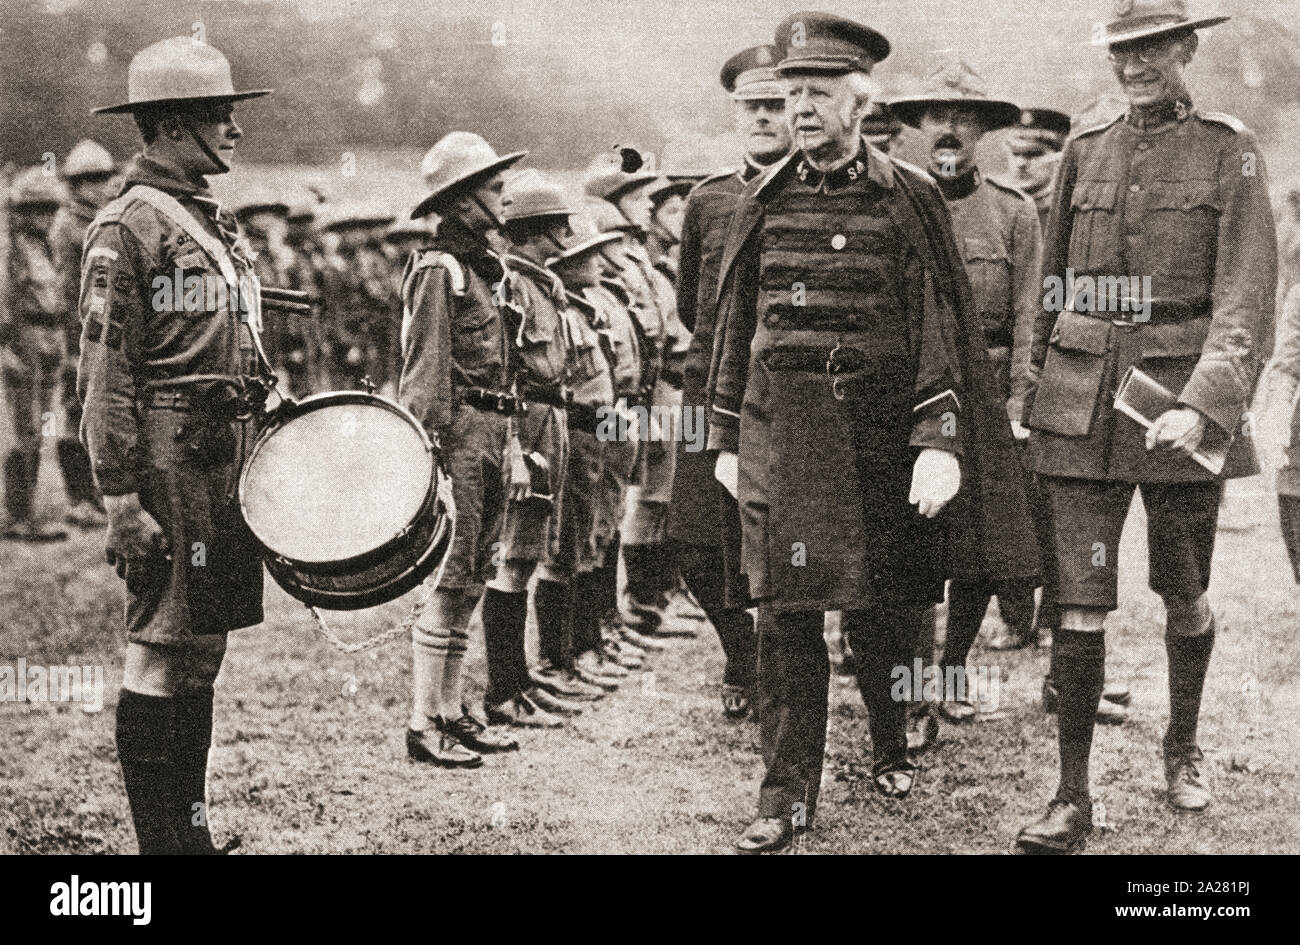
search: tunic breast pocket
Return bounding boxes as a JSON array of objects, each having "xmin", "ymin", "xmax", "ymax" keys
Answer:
[
  {"xmin": 1068, "ymin": 180, "xmax": 1121, "ymax": 273},
  {"xmin": 963, "ymin": 236, "xmax": 1012, "ymax": 340},
  {"xmin": 1028, "ymin": 311, "xmax": 1113, "ymax": 437},
  {"xmin": 1143, "ymin": 180, "xmax": 1220, "ymax": 295},
  {"xmin": 165, "ymin": 251, "xmax": 223, "ymax": 318}
]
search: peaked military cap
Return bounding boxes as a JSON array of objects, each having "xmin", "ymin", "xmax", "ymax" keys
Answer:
[
  {"xmin": 411, "ymin": 132, "xmax": 527, "ymax": 220},
  {"xmin": 93, "ymin": 37, "xmax": 271, "ymax": 115},
  {"xmin": 773, "ymin": 12, "xmax": 890, "ymax": 76},
  {"xmin": 1005, "ymin": 107, "xmax": 1072, "ymax": 152},
  {"xmin": 1092, "ymin": 0, "xmax": 1228, "ymax": 47},
  {"xmin": 721, "ymin": 44, "xmax": 784, "ymax": 100},
  {"xmin": 889, "ymin": 59, "xmax": 1021, "ymax": 130}
]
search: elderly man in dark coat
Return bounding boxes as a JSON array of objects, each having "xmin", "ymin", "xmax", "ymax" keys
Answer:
[{"xmin": 708, "ymin": 11, "xmax": 1038, "ymax": 854}]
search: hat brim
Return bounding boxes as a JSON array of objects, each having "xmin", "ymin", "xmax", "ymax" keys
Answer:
[
  {"xmin": 547, "ymin": 232, "xmax": 622, "ymax": 266},
  {"xmin": 92, "ymin": 89, "xmax": 272, "ymax": 115},
  {"xmin": 603, "ymin": 172, "xmax": 659, "ymax": 203},
  {"xmin": 322, "ymin": 215, "xmax": 396, "ymax": 232},
  {"xmin": 774, "ymin": 56, "xmax": 872, "ymax": 76},
  {"xmin": 732, "ymin": 85, "xmax": 787, "ymax": 101},
  {"xmin": 410, "ymin": 149, "xmax": 527, "ymax": 220},
  {"xmin": 889, "ymin": 96, "xmax": 1023, "ymax": 131},
  {"xmin": 1090, "ymin": 15, "xmax": 1229, "ymax": 47}
]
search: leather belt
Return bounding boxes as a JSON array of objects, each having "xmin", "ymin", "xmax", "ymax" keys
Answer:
[
  {"xmin": 1073, "ymin": 299, "xmax": 1211, "ymax": 327},
  {"xmin": 458, "ymin": 387, "xmax": 520, "ymax": 415}
]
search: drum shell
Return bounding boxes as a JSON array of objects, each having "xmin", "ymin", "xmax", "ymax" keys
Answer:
[{"xmin": 240, "ymin": 392, "xmax": 454, "ymax": 610}]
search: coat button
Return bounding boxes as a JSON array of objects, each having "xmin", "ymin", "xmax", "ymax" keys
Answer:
[
  {"xmin": 1130, "ymin": 184, "xmax": 1141, "ymax": 193},
  {"xmin": 766, "ymin": 313, "xmax": 780, "ymax": 326},
  {"xmin": 830, "ymin": 234, "xmax": 847, "ymax": 250}
]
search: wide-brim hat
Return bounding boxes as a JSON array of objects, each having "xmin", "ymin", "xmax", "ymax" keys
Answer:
[
  {"xmin": 1091, "ymin": 0, "xmax": 1228, "ymax": 47},
  {"xmin": 411, "ymin": 132, "xmax": 527, "ymax": 220},
  {"xmin": 62, "ymin": 139, "xmax": 116, "ymax": 179},
  {"xmin": 583, "ymin": 167, "xmax": 659, "ymax": 205},
  {"xmin": 500, "ymin": 169, "xmax": 576, "ymax": 222},
  {"xmin": 547, "ymin": 230, "xmax": 622, "ymax": 268},
  {"xmin": 773, "ymin": 11, "xmax": 891, "ymax": 76},
  {"xmin": 889, "ymin": 59, "xmax": 1021, "ymax": 130},
  {"xmin": 645, "ymin": 177, "xmax": 697, "ymax": 207},
  {"xmin": 234, "ymin": 200, "xmax": 290, "ymax": 221},
  {"xmin": 93, "ymin": 37, "xmax": 271, "ymax": 115}
]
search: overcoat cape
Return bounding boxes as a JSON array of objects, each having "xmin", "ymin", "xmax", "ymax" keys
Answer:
[{"xmin": 709, "ymin": 145, "xmax": 1040, "ymax": 597}]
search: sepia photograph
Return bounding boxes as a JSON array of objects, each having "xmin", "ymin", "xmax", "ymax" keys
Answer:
[{"xmin": 0, "ymin": 0, "xmax": 1295, "ymax": 887}]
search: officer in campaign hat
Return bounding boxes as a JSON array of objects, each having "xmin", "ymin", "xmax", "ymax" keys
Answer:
[
  {"xmin": 80, "ymin": 35, "xmax": 274, "ymax": 854},
  {"xmin": 1017, "ymin": 1, "xmax": 1273, "ymax": 854}
]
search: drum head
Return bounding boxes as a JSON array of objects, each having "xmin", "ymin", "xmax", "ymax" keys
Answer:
[{"xmin": 242, "ymin": 396, "xmax": 433, "ymax": 565}]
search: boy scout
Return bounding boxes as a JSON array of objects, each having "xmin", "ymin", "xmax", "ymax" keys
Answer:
[
  {"xmin": 50, "ymin": 140, "xmax": 118, "ymax": 530},
  {"xmin": 709, "ymin": 13, "xmax": 1038, "ymax": 854},
  {"xmin": 1016, "ymin": 1, "xmax": 1277, "ymax": 854},
  {"xmin": 399, "ymin": 132, "xmax": 528, "ymax": 768},
  {"xmin": 669, "ymin": 43, "xmax": 791, "ymax": 719},
  {"xmin": 80, "ymin": 37, "xmax": 275, "ymax": 853},
  {"xmin": 890, "ymin": 60, "xmax": 1042, "ymax": 732},
  {"xmin": 3, "ymin": 167, "xmax": 67, "ymax": 542}
]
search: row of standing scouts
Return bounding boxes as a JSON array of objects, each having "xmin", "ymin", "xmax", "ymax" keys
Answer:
[{"xmin": 6, "ymin": 0, "xmax": 1296, "ymax": 854}]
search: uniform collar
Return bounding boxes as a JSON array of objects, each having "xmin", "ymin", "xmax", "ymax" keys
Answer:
[
  {"xmin": 933, "ymin": 166, "xmax": 982, "ymax": 202},
  {"xmin": 433, "ymin": 215, "xmax": 499, "ymax": 265},
  {"xmin": 792, "ymin": 138, "xmax": 893, "ymax": 194},
  {"xmin": 1125, "ymin": 97, "xmax": 1193, "ymax": 131},
  {"xmin": 125, "ymin": 155, "xmax": 215, "ymax": 202}
]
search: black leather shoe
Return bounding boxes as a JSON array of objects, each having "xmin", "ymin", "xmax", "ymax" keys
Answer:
[
  {"xmin": 734, "ymin": 817, "xmax": 793, "ymax": 854},
  {"xmin": 406, "ymin": 727, "xmax": 483, "ymax": 768},
  {"xmin": 524, "ymin": 686, "xmax": 583, "ymax": 717},
  {"xmin": 721, "ymin": 684, "xmax": 751, "ymax": 720},
  {"xmin": 1165, "ymin": 747, "xmax": 1212, "ymax": 812},
  {"xmin": 872, "ymin": 760, "xmax": 919, "ymax": 799},
  {"xmin": 530, "ymin": 665, "xmax": 604, "ymax": 701},
  {"xmin": 439, "ymin": 711, "xmax": 520, "ymax": 752},
  {"xmin": 1015, "ymin": 797, "xmax": 1092, "ymax": 854},
  {"xmin": 617, "ymin": 625, "xmax": 667, "ymax": 652},
  {"xmin": 1103, "ymin": 682, "xmax": 1131, "ymax": 706},
  {"xmin": 485, "ymin": 693, "xmax": 563, "ymax": 729}
]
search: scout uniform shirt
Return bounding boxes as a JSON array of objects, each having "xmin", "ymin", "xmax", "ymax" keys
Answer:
[
  {"xmin": 77, "ymin": 155, "xmax": 266, "ymax": 640},
  {"xmin": 1025, "ymin": 102, "xmax": 1278, "ymax": 482},
  {"xmin": 937, "ymin": 167, "xmax": 1043, "ymax": 422}
]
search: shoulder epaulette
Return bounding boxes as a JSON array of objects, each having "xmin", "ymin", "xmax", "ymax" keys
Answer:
[
  {"xmin": 409, "ymin": 249, "xmax": 466, "ymax": 295},
  {"xmin": 1199, "ymin": 111, "xmax": 1248, "ymax": 135},
  {"xmin": 1070, "ymin": 113, "xmax": 1122, "ymax": 141}
]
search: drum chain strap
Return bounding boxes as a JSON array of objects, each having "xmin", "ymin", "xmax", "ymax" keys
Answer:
[{"xmin": 300, "ymin": 474, "xmax": 457, "ymax": 655}]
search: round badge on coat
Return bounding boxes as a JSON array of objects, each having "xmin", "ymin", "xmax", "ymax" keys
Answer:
[{"xmin": 831, "ymin": 234, "xmax": 847, "ymax": 250}]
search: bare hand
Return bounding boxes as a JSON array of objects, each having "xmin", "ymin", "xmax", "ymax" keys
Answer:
[
  {"xmin": 910, "ymin": 448, "xmax": 961, "ymax": 519},
  {"xmin": 1009, "ymin": 419, "xmax": 1031, "ymax": 441},
  {"xmin": 714, "ymin": 451, "xmax": 739, "ymax": 500},
  {"xmin": 1145, "ymin": 407, "xmax": 1206, "ymax": 457},
  {"xmin": 103, "ymin": 493, "xmax": 168, "ymax": 579}
]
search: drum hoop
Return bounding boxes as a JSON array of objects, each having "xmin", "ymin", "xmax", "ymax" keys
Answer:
[{"xmin": 239, "ymin": 391, "xmax": 437, "ymax": 570}]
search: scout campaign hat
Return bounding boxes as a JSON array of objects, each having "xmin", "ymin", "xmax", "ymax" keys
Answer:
[
  {"xmin": 234, "ymin": 198, "xmax": 290, "ymax": 222},
  {"xmin": 1006, "ymin": 107, "xmax": 1072, "ymax": 153},
  {"xmin": 721, "ymin": 45, "xmax": 784, "ymax": 100},
  {"xmin": 773, "ymin": 12, "xmax": 891, "ymax": 76},
  {"xmin": 93, "ymin": 37, "xmax": 271, "ymax": 114},
  {"xmin": 889, "ymin": 59, "xmax": 1022, "ymax": 130},
  {"xmin": 62, "ymin": 140, "xmax": 115, "ymax": 180},
  {"xmin": 319, "ymin": 201, "xmax": 396, "ymax": 232},
  {"xmin": 7, "ymin": 167, "xmax": 64, "ymax": 210},
  {"xmin": 500, "ymin": 169, "xmax": 576, "ymax": 222},
  {"xmin": 546, "ymin": 212, "xmax": 621, "ymax": 267},
  {"xmin": 1092, "ymin": 0, "xmax": 1228, "ymax": 47},
  {"xmin": 645, "ymin": 177, "xmax": 696, "ymax": 207},
  {"xmin": 411, "ymin": 132, "xmax": 527, "ymax": 220},
  {"xmin": 583, "ymin": 165, "xmax": 658, "ymax": 204}
]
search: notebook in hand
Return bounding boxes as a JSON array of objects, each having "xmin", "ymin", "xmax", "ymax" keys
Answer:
[{"xmin": 1113, "ymin": 367, "xmax": 1231, "ymax": 475}]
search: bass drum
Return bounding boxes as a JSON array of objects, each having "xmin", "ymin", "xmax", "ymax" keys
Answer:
[{"xmin": 239, "ymin": 391, "xmax": 453, "ymax": 610}]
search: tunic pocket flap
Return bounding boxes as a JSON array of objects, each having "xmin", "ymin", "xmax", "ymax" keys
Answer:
[
  {"xmin": 1070, "ymin": 180, "xmax": 1119, "ymax": 211},
  {"xmin": 169, "ymin": 250, "xmax": 210, "ymax": 273},
  {"xmin": 1049, "ymin": 311, "xmax": 1112, "ymax": 356},
  {"xmin": 1148, "ymin": 180, "xmax": 1220, "ymax": 212}
]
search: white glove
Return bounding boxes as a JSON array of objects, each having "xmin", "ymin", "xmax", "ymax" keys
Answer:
[
  {"xmin": 714, "ymin": 451, "xmax": 739, "ymax": 500},
  {"xmin": 1009, "ymin": 419, "xmax": 1030, "ymax": 441},
  {"xmin": 909, "ymin": 448, "xmax": 960, "ymax": 519}
]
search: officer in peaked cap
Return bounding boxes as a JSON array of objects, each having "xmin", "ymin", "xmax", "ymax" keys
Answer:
[
  {"xmin": 668, "ymin": 43, "xmax": 791, "ymax": 722},
  {"xmin": 709, "ymin": 12, "xmax": 1038, "ymax": 853},
  {"xmin": 80, "ymin": 36, "xmax": 274, "ymax": 854},
  {"xmin": 50, "ymin": 141, "xmax": 120, "ymax": 531},
  {"xmin": 1017, "ymin": 1, "xmax": 1274, "ymax": 854},
  {"xmin": 1003, "ymin": 107, "xmax": 1072, "ymax": 232},
  {"xmin": 3, "ymin": 167, "xmax": 69, "ymax": 543}
]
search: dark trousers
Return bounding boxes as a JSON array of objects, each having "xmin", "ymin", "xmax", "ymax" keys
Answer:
[
  {"xmin": 678, "ymin": 543, "xmax": 755, "ymax": 687},
  {"xmin": 756, "ymin": 603, "xmax": 918, "ymax": 824}
]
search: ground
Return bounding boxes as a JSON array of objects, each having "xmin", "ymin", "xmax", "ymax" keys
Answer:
[{"xmin": 3, "ymin": 421, "xmax": 1298, "ymax": 854}]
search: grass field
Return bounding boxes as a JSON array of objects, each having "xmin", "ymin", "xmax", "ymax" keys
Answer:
[{"xmin": 3, "ymin": 413, "xmax": 1297, "ymax": 855}]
